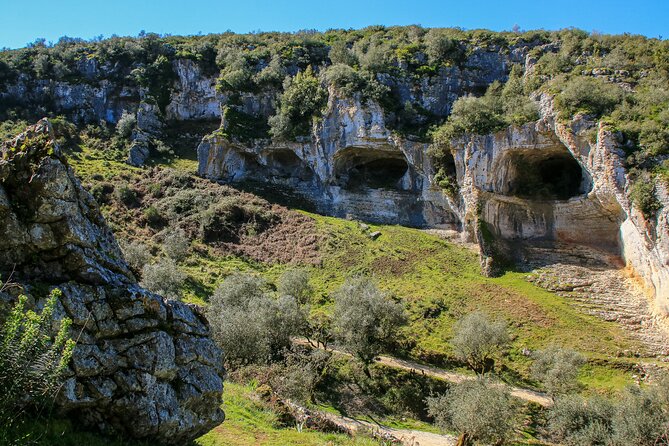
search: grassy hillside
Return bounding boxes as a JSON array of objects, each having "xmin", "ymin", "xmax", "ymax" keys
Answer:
[
  {"xmin": 0, "ymin": 120, "xmax": 658, "ymax": 445},
  {"xmin": 197, "ymin": 383, "xmax": 382, "ymax": 446},
  {"xmin": 65, "ymin": 144, "xmax": 647, "ymax": 394}
]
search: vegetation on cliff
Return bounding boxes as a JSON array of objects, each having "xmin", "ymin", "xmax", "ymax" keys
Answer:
[{"xmin": 2, "ymin": 24, "xmax": 669, "ymax": 445}]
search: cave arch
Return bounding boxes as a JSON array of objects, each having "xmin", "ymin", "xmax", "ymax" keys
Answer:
[
  {"xmin": 498, "ymin": 148, "xmax": 591, "ymax": 201},
  {"xmin": 264, "ymin": 149, "xmax": 314, "ymax": 182},
  {"xmin": 334, "ymin": 148, "xmax": 410, "ymax": 191}
]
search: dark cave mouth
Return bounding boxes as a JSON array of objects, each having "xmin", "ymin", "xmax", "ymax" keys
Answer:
[
  {"xmin": 337, "ymin": 156, "xmax": 409, "ymax": 191},
  {"xmin": 505, "ymin": 151, "xmax": 589, "ymax": 201},
  {"xmin": 265, "ymin": 150, "xmax": 314, "ymax": 181}
]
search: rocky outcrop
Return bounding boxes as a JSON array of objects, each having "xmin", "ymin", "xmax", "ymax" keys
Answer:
[
  {"xmin": 0, "ymin": 120, "xmax": 225, "ymax": 443},
  {"xmin": 451, "ymin": 96, "xmax": 669, "ymax": 314},
  {"xmin": 165, "ymin": 59, "xmax": 221, "ymax": 121},
  {"xmin": 198, "ymin": 90, "xmax": 461, "ymax": 228},
  {"xmin": 198, "ymin": 87, "xmax": 669, "ymax": 316}
]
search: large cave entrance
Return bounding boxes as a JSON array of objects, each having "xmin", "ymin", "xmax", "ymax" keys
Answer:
[
  {"xmin": 264, "ymin": 150, "xmax": 314, "ymax": 182},
  {"xmin": 334, "ymin": 148, "xmax": 409, "ymax": 191},
  {"xmin": 501, "ymin": 149, "xmax": 590, "ymax": 201}
]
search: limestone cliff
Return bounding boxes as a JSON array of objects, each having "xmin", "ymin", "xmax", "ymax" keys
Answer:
[
  {"xmin": 0, "ymin": 120, "xmax": 225, "ymax": 443},
  {"xmin": 198, "ymin": 90, "xmax": 459, "ymax": 227},
  {"xmin": 197, "ymin": 89, "xmax": 669, "ymax": 317}
]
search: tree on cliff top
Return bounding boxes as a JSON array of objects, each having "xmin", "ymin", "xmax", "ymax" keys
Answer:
[{"xmin": 269, "ymin": 66, "xmax": 327, "ymax": 139}]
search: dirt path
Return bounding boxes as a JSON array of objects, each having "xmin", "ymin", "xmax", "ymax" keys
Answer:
[
  {"xmin": 295, "ymin": 339, "xmax": 553, "ymax": 407},
  {"xmin": 375, "ymin": 355, "xmax": 552, "ymax": 406},
  {"xmin": 317, "ymin": 410, "xmax": 457, "ymax": 446}
]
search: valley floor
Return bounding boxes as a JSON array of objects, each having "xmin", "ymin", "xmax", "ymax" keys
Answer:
[{"xmin": 58, "ymin": 146, "xmax": 669, "ymax": 445}]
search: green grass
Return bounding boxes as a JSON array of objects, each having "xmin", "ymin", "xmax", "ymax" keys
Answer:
[
  {"xmin": 66, "ymin": 145, "xmax": 654, "ymax": 394},
  {"xmin": 302, "ymin": 215, "xmax": 641, "ymax": 378},
  {"xmin": 0, "ymin": 418, "xmax": 151, "ymax": 446},
  {"xmin": 196, "ymin": 383, "xmax": 381, "ymax": 446}
]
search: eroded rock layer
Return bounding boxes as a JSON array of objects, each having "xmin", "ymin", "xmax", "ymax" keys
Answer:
[
  {"xmin": 197, "ymin": 91, "xmax": 669, "ymax": 316},
  {"xmin": 0, "ymin": 120, "xmax": 225, "ymax": 444}
]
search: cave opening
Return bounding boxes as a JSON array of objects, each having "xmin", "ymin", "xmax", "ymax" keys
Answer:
[
  {"xmin": 265, "ymin": 150, "xmax": 314, "ymax": 181},
  {"xmin": 506, "ymin": 150, "xmax": 588, "ymax": 200},
  {"xmin": 335, "ymin": 150, "xmax": 409, "ymax": 191}
]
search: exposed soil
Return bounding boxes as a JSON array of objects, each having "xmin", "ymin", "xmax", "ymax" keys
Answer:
[
  {"xmin": 294, "ymin": 339, "xmax": 553, "ymax": 408},
  {"xmin": 84, "ymin": 167, "xmax": 323, "ymax": 265}
]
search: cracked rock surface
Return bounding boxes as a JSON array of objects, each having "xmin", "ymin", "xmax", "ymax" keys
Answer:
[{"xmin": 0, "ymin": 119, "xmax": 225, "ymax": 444}]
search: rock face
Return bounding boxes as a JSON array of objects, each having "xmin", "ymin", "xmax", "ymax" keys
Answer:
[
  {"xmin": 0, "ymin": 120, "xmax": 225, "ymax": 443},
  {"xmin": 198, "ymin": 89, "xmax": 669, "ymax": 316},
  {"xmin": 198, "ymin": 90, "xmax": 461, "ymax": 228},
  {"xmin": 2, "ymin": 41, "xmax": 668, "ymax": 313},
  {"xmin": 451, "ymin": 95, "xmax": 669, "ymax": 313}
]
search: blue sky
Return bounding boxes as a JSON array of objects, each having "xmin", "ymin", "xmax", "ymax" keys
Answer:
[{"xmin": 1, "ymin": 0, "xmax": 666, "ymax": 49}]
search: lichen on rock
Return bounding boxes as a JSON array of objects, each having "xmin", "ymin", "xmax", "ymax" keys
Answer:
[{"xmin": 0, "ymin": 119, "xmax": 225, "ymax": 444}]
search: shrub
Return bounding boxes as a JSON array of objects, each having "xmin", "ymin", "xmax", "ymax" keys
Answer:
[
  {"xmin": 611, "ymin": 385, "xmax": 669, "ymax": 446},
  {"xmin": 115, "ymin": 110, "xmax": 136, "ymax": 139},
  {"xmin": 629, "ymin": 176, "xmax": 662, "ymax": 219},
  {"xmin": 424, "ymin": 29, "xmax": 462, "ymax": 65},
  {"xmin": 140, "ymin": 258, "xmax": 187, "ymax": 300},
  {"xmin": 254, "ymin": 54, "xmax": 285, "ymax": 86},
  {"xmin": 548, "ymin": 395, "xmax": 615, "ymax": 446},
  {"xmin": 328, "ymin": 40, "xmax": 358, "ymax": 66},
  {"xmin": 434, "ymin": 68, "xmax": 538, "ymax": 142},
  {"xmin": 277, "ymin": 268, "xmax": 313, "ymax": 305},
  {"xmin": 321, "ymin": 64, "xmax": 364, "ymax": 97},
  {"xmin": 143, "ymin": 205, "xmax": 164, "ymax": 227},
  {"xmin": 426, "ymin": 378, "xmax": 516, "ymax": 446},
  {"xmin": 157, "ymin": 189, "xmax": 207, "ymax": 219},
  {"xmin": 121, "ymin": 240, "xmax": 151, "ymax": 273},
  {"xmin": 162, "ymin": 228, "xmax": 190, "ymax": 262},
  {"xmin": 554, "ymin": 76, "xmax": 623, "ymax": 119},
  {"xmin": 89, "ymin": 182, "xmax": 114, "ymax": 204},
  {"xmin": 320, "ymin": 64, "xmax": 389, "ymax": 104},
  {"xmin": 531, "ymin": 345, "xmax": 585, "ymax": 396},
  {"xmin": 451, "ymin": 311, "xmax": 509, "ymax": 375},
  {"xmin": 199, "ymin": 197, "xmax": 277, "ymax": 243},
  {"xmin": 332, "ymin": 276, "xmax": 406, "ymax": 371},
  {"xmin": 114, "ymin": 184, "xmax": 138, "ymax": 207},
  {"xmin": 207, "ymin": 273, "xmax": 306, "ymax": 368},
  {"xmin": 0, "ymin": 289, "xmax": 75, "ymax": 443},
  {"xmin": 269, "ymin": 350, "xmax": 332, "ymax": 404},
  {"xmin": 269, "ymin": 66, "xmax": 327, "ymax": 139}
]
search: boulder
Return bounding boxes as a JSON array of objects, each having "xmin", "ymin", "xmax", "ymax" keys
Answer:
[{"xmin": 0, "ymin": 119, "xmax": 225, "ymax": 444}]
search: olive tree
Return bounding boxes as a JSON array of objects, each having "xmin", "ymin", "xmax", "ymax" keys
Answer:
[
  {"xmin": 162, "ymin": 228, "xmax": 190, "ymax": 262},
  {"xmin": 612, "ymin": 385, "xmax": 669, "ymax": 446},
  {"xmin": 549, "ymin": 383, "xmax": 669, "ymax": 446},
  {"xmin": 548, "ymin": 395, "xmax": 615, "ymax": 446},
  {"xmin": 207, "ymin": 273, "xmax": 306, "ymax": 368},
  {"xmin": 277, "ymin": 268, "xmax": 313, "ymax": 305},
  {"xmin": 121, "ymin": 240, "xmax": 151, "ymax": 274},
  {"xmin": 332, "ymin": 276, "xmax": 406, "ymax": 373},
  {"xmin": 426, "ymin": 378, "xmax": 517, "ymax": 446},
  {"xmin": 140, "ymin": 258, "xmax": 187, "ymax": 301},
  {"xmin": 451, "ymin": 311, "xmax": 509, "ymax": 375},
  {"xmin": 531, "ymin": 345, "xmax": 585, "ymax": 397}
]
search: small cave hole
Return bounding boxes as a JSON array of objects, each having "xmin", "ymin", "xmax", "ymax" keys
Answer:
[
  {"xmin": 507, "ymin": 151, "xmax": 587, "ymax": 200},
  {"xmin": 339, "ymin": 157, "xmax": 409, "ymax": 191},
  {"xmin": 265, "ymin": 150, "xmax": 314, "ymax": 181}
]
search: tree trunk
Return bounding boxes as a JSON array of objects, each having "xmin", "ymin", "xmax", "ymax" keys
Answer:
[{"xmin": 456, "ymin": 432, "xmax": 472, "ymax": 446}]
